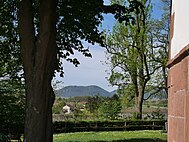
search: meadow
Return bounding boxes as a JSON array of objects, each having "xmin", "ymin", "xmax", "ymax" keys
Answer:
[{"xmin": 53, "ymin": 130, "xmax": 167, "ymax": 142}]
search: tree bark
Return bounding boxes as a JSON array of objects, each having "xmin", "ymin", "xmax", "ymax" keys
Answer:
[
  {"xmin": 135, "ymin": 86, "xmax": 145, "ymax": 119},
  {"xmin": 18, "ymin": 0, "xmax": 58, "ymax": 141}
]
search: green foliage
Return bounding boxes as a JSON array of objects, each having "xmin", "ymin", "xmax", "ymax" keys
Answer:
[
  {"xmin": 72, "ymin": 105, "xmax": 88, "ymax": 121},
  {"xmin": 86, "ymin": 95, "xmax": 104, "ymax": 114},
  {"xmin": 64, "ymin": 95, "xmax": 123, "ymax": 121},
  {"xmin": 131, "ymin": 112, "xmax": 139, "ymax": 120},
  {"xmin": 56, "ymin": 0, "xmax": 146, "ymax": 74},
  {"xmin": 105, "ymin": 0, "xmax": 153, "ymax": 119},
  {"xmin": 105, "ymin": 0, "xmax": 153, "ymax": 88},
  {"xmin": 67, "ymin": 96, "xmax": 89, "ymax": 102},
  {"xmin": 0, "ymin": 0, "xmax": 21, "ymax": 78},
  {"xmin": 0, "ymin": 133, "xmax": 10, "ymax": 142},
  {"xmin": 98, "ymin": 95, "xmax": 121, "ymax": 120},
  {"xmin": 118, "ymin": 84, "xmax": 135, "ymax": 108},
  {"xmin": 56, "ymin": 0, "xmax": 104, "ymax": 70},
  {"xmin": 0, "ymin": 0, "xmax": 145, "ymax": 78},
  {"xmin": 147, "ymin": 0, "xmax": 170, "ymax": 95},
  {"xmin": 0, "ymin": 1, "xmax": 155, "ymax": 141},
  {"xmin": 105, "ymin": 0, "xmax": 169, "ymax": 119},
  {"xmin": 52, "ymin": 97, "xmax": 66, "ymax": 114},
  {"xmin": 0, "ymin": 79, "xmax": 25, "ymax": 129}
]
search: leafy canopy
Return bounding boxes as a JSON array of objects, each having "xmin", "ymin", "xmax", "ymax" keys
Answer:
[{"xmin": 0, "ymin": 0, "xmax": 144, "ymax": 77}]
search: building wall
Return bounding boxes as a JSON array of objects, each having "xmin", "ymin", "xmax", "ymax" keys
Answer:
[
  {"xmin": 168, "ymin": 0, "xmax": 189, "ymax": 142},
  {"xmin": 171, "ymin": 0, "xmax": 189, "ymax": 59},
  {"xmin": 168, "ymin": 55, "xmax": 189, "ymax": 142}
]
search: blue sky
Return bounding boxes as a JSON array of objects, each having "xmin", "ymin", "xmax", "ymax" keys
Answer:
[{"xmin": 53, "ymin": 0, "xmax": 165, "ymax": 92}]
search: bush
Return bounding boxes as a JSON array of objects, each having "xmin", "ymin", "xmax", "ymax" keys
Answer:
[
  {"xmin": 0, "ymin": 80, "xmax": 25, "ymax": 135},
  {"xmin": 0, "ymin": 133, "xmax": 10, "ymax": 142},
  {"xmin": 98, "ymin": 95, "xmax": 121, "ymax": 120},
  {"xmin": 53, "ymin": 120, "xmax": 166, "ymax": 133}
]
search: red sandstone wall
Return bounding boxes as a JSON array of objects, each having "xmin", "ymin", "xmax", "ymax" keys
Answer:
[
  {"xmin": 168, "ymin": 54, "xmax": 189, "ymax": 142},
  {"xmin": 168, "ymin": 1, "xmax": 189, "ymax": 142}
]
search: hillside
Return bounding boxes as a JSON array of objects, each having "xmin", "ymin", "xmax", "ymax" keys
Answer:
[
  {"xmin": 56, "ymin": 85, "xmax": 116, "ymax": 98},
  {"xmin": 55, "ymin": 85, "xmax": 167, "ymax": 100}
]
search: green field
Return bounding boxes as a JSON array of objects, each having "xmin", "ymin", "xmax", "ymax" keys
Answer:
[{"xmin": 53, "ymin": 130, "xmax": 167, "ymax": 142}]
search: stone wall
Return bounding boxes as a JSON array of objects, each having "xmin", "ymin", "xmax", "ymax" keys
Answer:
[
  {"xmin": 168, "ymin": 45, "xmax": 189, "ymax": 142},
  {"xmin": 168, "ymin": 0, "xmax": 189, "ymax": 141}
]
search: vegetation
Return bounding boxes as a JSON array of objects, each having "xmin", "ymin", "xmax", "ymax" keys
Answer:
[
  {"xmin": 0, "ymin": 0, "xmax": 169, "ymax": 141},
  {"xmin": 53, "ymin": 131, "xmax": 167, "ymax": 142},
  {"xmin": 0, "ymin": 79, "xmax": 25, "ymax": 132},
  {"xmin": 98, "ymin": 95, "xmax": 122, "ymax": 120},
  {"xmin": 52, "ymin": 93, "xmax": 167, "ymax": 122},
  {"xmin": 53, "ymin": 120, "xmax": 166, "ymax": 133},
  {"xmin": 105, "ymin": 0, "xmax": 155, "ymax": 119},
  {"xmin": 146, "ymin": 0, "xmax": 170, "ymax": 96},
  {"xmin": 1, "ymin": 0, "xmax": 146, "ymax": 141},
  {"xmin": 53, "ymin": 95, "xmax": 122, "ymax": 121},
  {"xmin": 52, "ymin": 97, "xmax": 66, "ymax": 114},
  {"xmin": 104, "ymin": 0, "xmax": 169, "ymax": 119}
]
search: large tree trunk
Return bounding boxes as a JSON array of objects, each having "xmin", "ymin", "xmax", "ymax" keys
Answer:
[{"xmin": 18, "ymin": 0, "xmax": 58, "ymax": 141}]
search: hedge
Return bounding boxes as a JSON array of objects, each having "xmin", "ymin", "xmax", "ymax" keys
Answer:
[
  {"xmin": 53, "ymin": 120, "xmax": 167, "ymax": 133},
  {"xmin": 0, "ymin": 120, "xmax": 167, "ymax": 135}
]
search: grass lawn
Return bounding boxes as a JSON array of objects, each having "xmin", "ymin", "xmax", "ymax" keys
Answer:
[{"xmin": 53, "ymin": 130, "xmax": 167, "ymax": 142}]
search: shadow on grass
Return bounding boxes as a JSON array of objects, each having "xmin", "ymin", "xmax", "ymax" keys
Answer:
[{"xmin": 71, "ymin": 139, "xmax": 167, "ymax": 142}]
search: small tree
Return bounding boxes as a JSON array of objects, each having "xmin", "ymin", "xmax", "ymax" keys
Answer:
[
  {"xmin": 105, "ymin": 0, "xmax": 170, "ymax": 119},
  {"xmin": 105, "ymin": 0, "xmax": 154, "ymax": 119},
  {"xmin": 86, "ymin": 95, "xmax": 102, "ymax": 113},
  {"xmin": 86, "ymin": 95, "xmax": 104, "ymax": 119},
  {"xmin": 98, "ymin": 95, "xmax": 121, "ymax": 120}
]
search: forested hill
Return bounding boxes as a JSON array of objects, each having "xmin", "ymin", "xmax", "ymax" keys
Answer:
[{"xmin": 55, "ymin": 85, "xmax": 116, "ymax": 98}]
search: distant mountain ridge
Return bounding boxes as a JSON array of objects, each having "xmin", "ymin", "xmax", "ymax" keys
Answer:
[
  {"xmin": 55, "ymin": 85, "xmax": 116, "ymax": 98},
  {"xmin": 55, "ymin": 85, "xmax": 167, "ymax": 100}
]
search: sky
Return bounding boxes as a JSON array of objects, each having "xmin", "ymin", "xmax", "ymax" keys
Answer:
[{"xmin": 53, "ymin": 0, "xmax": 164, "ymax": 92}]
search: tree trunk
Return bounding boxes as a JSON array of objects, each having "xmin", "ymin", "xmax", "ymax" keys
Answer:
[
  {"xmin": 135, "ymin": 51, "xmax": 146, "ymax": 119},
  {"xmin": 18, "ymin": 0, "xmax": 58, "ymax": 141},
  {"xmin": 132, "ymin": 68, "xmax": 144, "ymax": 119},
  {"xmin": 135, "ymin": 87, "xmax": 144, "ymax": 119},
  {"xmin": 133, "ymin": 78, "xmax": 142, "ymax": 119}
]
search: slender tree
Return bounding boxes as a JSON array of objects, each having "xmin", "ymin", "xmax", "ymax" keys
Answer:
[
  {"xmin": 105, "ymin": 0, "xmax": 157, "ymax": 119},
  {"xmin": 105, "ymin": 0, "xmax": 170, "ymax": 119}
]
